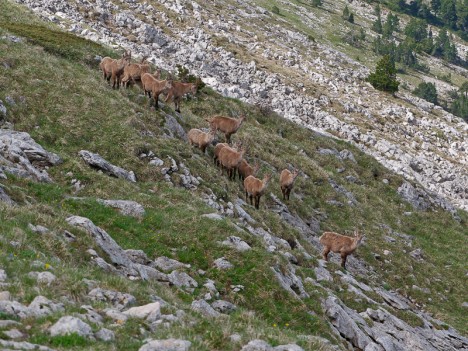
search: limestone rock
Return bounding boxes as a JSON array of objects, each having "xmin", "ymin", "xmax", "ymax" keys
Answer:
[
  {"xmin": 211, "ymin": 300, "xmax": 237, "ymax": 314},
  {"xmin": 28, "ymin": 296, "xmax": 64, "ymax": 318},
  {"xmin": 219, "ymin": 236, "xmax": 251, "ymax": 252},
  {"xmin": 0, "ymin": 130, "xmax": 61, "ymax": 182},
  {"xmin": 139, "ymin": 339, "xmax": 191, "ymax": 351},
  {"xmin": 213, "ymin": 257, "xmax": 233, "ymax": 270},
  {"xmin": 78, "ymin": 150, "xmax": 136, "ymax": 182},
  {"xmin": 3, "ymin": 328, "xmax": 24, "ymax": 339},
  {"xmin": 123, "ymin": 302, "xmax": 161, "ymax": 322},
  {"xmin": 97, "ymin": 199, "xmax": 145, "ymax": 217},
  {"xmin": 49, "ymin": 316, "xmax": 93, "ymax": 338},
  {"xmin": 168, "ymin": 271, "xmax": 198, "ymax": 290},
  {"xmin": 95, "ymin": 328, "xmax": 115, "ymax": 342},
  {"xmin": 88, "ymin": 288, "xmax": 136, "ymax": 310},
  {"xmin": 152, "ymin": 257, "xmax": 190, "ymax": 272},
  {"xmin": 191, "ymin": 299, "xmax": 221, "ymax": 318},
  {"xmin": 0, "ymin": 185, "xmax": 15, "ymax": 205}
]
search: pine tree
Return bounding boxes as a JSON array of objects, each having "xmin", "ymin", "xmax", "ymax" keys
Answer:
[
  {"xmin": 404, "ymin": 18, "xmax": 428, "ymax": 42},
  {"xmin": 367, "ymin": 55, "xmax": 400, "ymax": 94},
  {"xmin": 349, "ymin": 13, "xmax": 354, "ymax": 23},
  {"xmin": 383, "ymin": 13, "xmax": 399, "ymax": 38},
  {"xmin": 396, "ymin": 40, "xmax": 418, "ymax": 68},
  {"xmin": 342, "ymin": 5, "xmax": 350, "ymax": 21},
  {"xmin": 440, "ymin": 0, "xmax": 458, "ymax": 29},
  {"xmin": 457, "ymin": 0, "xmax": 468, "ymax": 35},
  {"xmin": 372, "ymin": 5, "xmax": 383, "ymax": 33},
  {"xmin": 431, "ymin": 0, "xmax": 441, "ymax": 13},
  {"xmin": 432, "ymin": 29, "xmax": 458, "ymax": 63},
  {"xmin": 413, "ymin": 82, "xmax": 438, "ymax": 104},
  {"xmin": 460, "ymin": 81, "xmax": 468, "ymax": 98},
  {"xmin": 451, "ymin": 85, "xmax": 468, "ymax": 119},
  {"xmin": 312, "ymin": 0, "xmax": 322, "ymax": 7}
]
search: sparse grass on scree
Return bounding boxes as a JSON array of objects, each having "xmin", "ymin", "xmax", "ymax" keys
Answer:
[{"xmin": 0, "ymin": 1, "xmax": 467, "ymax": 350}]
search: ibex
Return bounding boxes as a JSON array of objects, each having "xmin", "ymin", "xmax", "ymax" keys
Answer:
[
  {"xmin": 213, "ymin": 141, "xmax": 241, "ymax": 167},
  {"xmin": 219, "ymin": 143, "xmax": 246, "ymax": 180},
  {"xmin": 319, "ymin": 230, "xmax": 364, "ymax": 269},
  {"xmin": 238, "ymin": 159, "xmax": 260, "ymax": 181},
  {"xmin": 121, "ymin": 55, "xmax": 150, "ymax": 88},
  {"xmin": 141, "ymin": 73, "xmax": 173, "ymax": 108},
  {"xmin": 165, "ymin": 81, "xmax": 198, "ymax": 113},
  {"xmin": 188, "ymin": 126, "xmax": 217, "ymax": 154},
  {"xmin": 99, "ymin": 50, "xmax": 132, "ymax": 89},
  {"xmin": 205, "ymin": 115, "xmax": 246, "ymax": 143},
  {"xmin": 244, "ymin": 173, "xmax": 272, "ymax": 209},
  {"xmin": 280, "ymin": 168, "xmax": 300, "ymax": 200}
]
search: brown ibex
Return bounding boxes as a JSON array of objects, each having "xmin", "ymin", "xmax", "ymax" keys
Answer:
[
  {"xmin": 99, "ymin": 50, "xmax": 132, "ymax": 89},
  {"xmin": 121, "ymin": 55, "xmax": 150, "ymax": 88},
  {"xmin": 219, "ymin": 143, "xmax": 246, "ymax": 180},
  {"xmin": 238, "ymin": 159, "xmax": 260, "ymax": 181},
  {"xmin": 280, "ymin": 168, "xmax": 300, "ymax": 200},
  {"xmin": 141, "ymin": 73, "xmax": 172, "ymax": 108},
  {"xmin": 188, "ymin": 126, "xmax": 217, "ymax": 154},
  {"xmin": 165, "ymin": 81, "xmax": 198, "ymax": 113},
  {"xmin": 205, "ymin": 115, "xmax": 246, "ymax": 143},
  {"xmin": 244, "ymin": 173, "xmax": 272, "ymax": 209},
  {"xmin": 319, "ymin": 230, "xmax": 364, "ymax": 269},
  {"xmin": 213, "ymin": 141, "xmax": 241, "ymax": 167}
]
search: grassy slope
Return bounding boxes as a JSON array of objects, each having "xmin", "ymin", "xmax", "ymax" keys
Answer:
[{"xmin": 0, "ymin": 1, "xmax": 467, "ymax": 350}]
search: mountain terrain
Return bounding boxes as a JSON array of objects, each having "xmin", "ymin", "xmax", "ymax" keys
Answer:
[{"xmin": 0, "ymin": 0, "xmax": 467, "ymax": 350}]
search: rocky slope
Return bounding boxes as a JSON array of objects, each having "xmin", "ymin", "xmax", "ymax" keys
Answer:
[{"xmin": 15, "ymin": 0, "xmax": 468, "ymax": 212}]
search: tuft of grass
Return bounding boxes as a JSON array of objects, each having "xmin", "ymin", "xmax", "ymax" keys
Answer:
[{"xmin": 31, "ymin": 333, "xmax": 91, "ymax": 347}]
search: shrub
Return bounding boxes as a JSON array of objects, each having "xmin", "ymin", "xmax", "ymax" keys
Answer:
[
  {"xmin": 176, "ymin": 64, "xmax": 206, "ymax": 90},
  {"xmin": 413, "ymin": 82, "xmax": 438, "ymax": 104},
  {"xmin": 272, "ymin": 5, "xmax": 280, "ymax": 15},
  {"xmin": 312, "ymin": 0, "xmax": 322, "ymax": 7},
  {"xmin": 367, "ymin": 55, "xmax": 400, "ymax": 94}
]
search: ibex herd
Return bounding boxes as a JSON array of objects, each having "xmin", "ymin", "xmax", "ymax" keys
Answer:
[
  {"xmin": 99, "ymin": 51, "xmax": 197, "ymax": 112},
  {"xmin": 99, "ymin": 51, "xmax": 365, "ymax": 270}
]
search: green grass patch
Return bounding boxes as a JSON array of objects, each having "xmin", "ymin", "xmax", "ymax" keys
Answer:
[{"xmin": 1, "ymin": 22, "xmax": 114, "ymax": 64}]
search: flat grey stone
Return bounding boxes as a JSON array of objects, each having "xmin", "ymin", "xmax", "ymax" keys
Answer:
[
  {"xmin": 153, "ymin": 257, "xmax": 190, "ymax": 272},
  {"xmin": 49, "ymin": 316, "xmax": 93, "ymax": 338},
  {"xmin": 3, "ymin": 328, "xmax": 24, "ymax": 339},
  {"xmin": 95, "ymin": 328, "xmax": 115, "ymax": 342},
  {"xmin": 213, "ymin": 257, "xmax": 233, "ymax": 270},
  {"xmin": 139, "ymin": 338, "xmax": 191, "ymax": 351},
  {"xmin": 97, "ymin": 199, "xmax": 145, "ymax": 218},
  {"xmin": 191, "ymin": 299, "xmax": 221, "ymax": 318}
]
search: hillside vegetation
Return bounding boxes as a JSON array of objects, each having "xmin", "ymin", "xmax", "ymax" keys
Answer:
[{"xmin": 0, "ymin": 1, "xmax": 467, "ymax": 351}]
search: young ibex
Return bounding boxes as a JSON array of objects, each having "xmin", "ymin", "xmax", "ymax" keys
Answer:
[
  {"xmin": 219, "ymin": 143, "xmax": 246, "ymax": 180},
  {"xmin": 238, "ymin": 159, "xmax": 260, "ymax": 181},
  {"xmin": 165, "ymin": 81, "xmax": 198, "ymax": 113},
  {"xmin": 244, "ymin": 173, "xmax": 272, "ymax": 209},
  {"xmin": 99, "ymin": 50, "xmax": 132, "ymax": 89},
  {"xmin": 280, "ymin": 168, "xmax": 300, "ymax": 201},
  {"xmin": 121, "ymin": 55, "xmax": 150, "ymax": 88},
  {"xmin": 319, "ymin": 230, "xmax": 364, "ymax": 269},
  {"xmin": 188, "ymin": 126, "xmax": 217, "ymax": 154},
  {"xmin": 141, "ymin": 74, "xmax": 173, "ymax": 108},
  {"xmin": 205, "ymin": 115, "xmax": 246, "ymax": 143}
]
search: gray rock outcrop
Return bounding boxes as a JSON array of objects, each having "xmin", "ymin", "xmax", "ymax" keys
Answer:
[
  {"xmin": 49, "ymin": 316, "xmax": 93, "ymax": 338},
  {"xmin": 0, "ymin": 130, "xmax": 62, "ymax": 182},
  {"xmin": 78, "ymin": 150, "xmax": 136, "ymax": 182}
]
